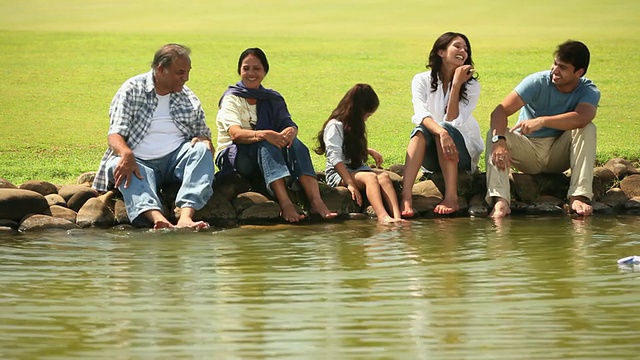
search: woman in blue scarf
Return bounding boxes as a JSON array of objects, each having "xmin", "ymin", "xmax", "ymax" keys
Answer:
[{"xmin": 215, "ymin": 48, "xmax": 337, "ymax": 223}]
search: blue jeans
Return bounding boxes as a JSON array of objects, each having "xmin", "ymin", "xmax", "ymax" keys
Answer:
[
  {"xmin": 106, "ymin": 141, "xmax": 214, "ymax": 223},
  {"xmin": 234, "ymin": 138, "xmax": 317, "ymax": 194},
  {"xmin": 410, "ymin": 122, "xmax": 471, "ymax": 173}
]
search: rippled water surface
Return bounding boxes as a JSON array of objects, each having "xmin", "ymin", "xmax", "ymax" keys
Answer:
[{"xmin": 1, "ymin": 216, "xmax": 640, "ymax": 359}]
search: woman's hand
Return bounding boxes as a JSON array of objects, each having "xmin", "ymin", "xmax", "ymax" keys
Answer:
[
  {"xmin": 452, "ymin": 64, "xmax": 474, "ymax": 88},
  {"xmin": 368, "ymin": 148, "xmax": 383, "ymax": 168},
  {"xmin": 347, "ymin": 183, "xmax": 363, "ymax": 206},
  {"xmin": 438, "ymin": 132, "xmax": 459, "ymax": 162},
  {"xmin": 280, "ymin": 126, "xmax": 298, "ymax": 148},
  {"xmin": 263, "ymin": 130, "xmax": 289, "ymax": 149}
]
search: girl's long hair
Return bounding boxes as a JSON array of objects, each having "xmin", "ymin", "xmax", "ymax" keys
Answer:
[
  {"xmin": 315, "ymin": 84, "xmax": 379, "ymax": 168},
  {"xmin": 427, "ymin": 32, "xmax": 477, "ymax": 104}
]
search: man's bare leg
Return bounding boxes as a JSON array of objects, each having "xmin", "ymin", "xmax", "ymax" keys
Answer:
[{"xmin": 176, "ymin": 207, "xmax": 209, "ymax": 229}]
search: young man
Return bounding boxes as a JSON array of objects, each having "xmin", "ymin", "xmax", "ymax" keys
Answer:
[
  {"xmin": 93, "ymin": 43, "xmax": 215, "ymax": 229},
  {"xmin": 485, "ymin": 40, "xmax": 601, "ymax": 218}
]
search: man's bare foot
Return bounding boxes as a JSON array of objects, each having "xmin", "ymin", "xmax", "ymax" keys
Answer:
[
  {"xmin": 569, "ymin": 196, "xmax": 593, "ymax": 216},
  {"xmin": 310, "ymin": 200, "xmax": 338, "ymax": 220},
  {"xmin": 153, "ymin": 220, "xmax": 174, "ymax": 230},
  {"xmin": 176, "ymin": 219, "xmax": 210, "ymax": 230},
  {"xmin": 281, "ymin": 203, "xmax": 306, "ymax": 223},
  {"xmin": 489, "ymin": 198, "xmax": 511, "ymax": 219},
  {"xmin": 434, "ymin": 198, "xmax": 459, "ymax": 215},
  {"xmin": 400, "ymin": 197, "xmax": 415, "ymax": 218}
]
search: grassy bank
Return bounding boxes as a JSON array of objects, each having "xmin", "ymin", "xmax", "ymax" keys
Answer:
[{"xmin": 1, "ymin": 0, "xmax": 639, "ymax": 184}]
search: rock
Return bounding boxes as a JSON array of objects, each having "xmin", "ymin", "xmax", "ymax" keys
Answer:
[
  {"xmin": 594, "ymin": 167, "xmax": 616, "ymax": 190},
  {"xmin": 318, "ymin": 186, "xmax": 359, "ymax": 215},
  {"xmin": 238, "ymin": 201, "xmax": 284, "ymax": 223},
  {"xmin": 525, "ymin": 203, "xmax": 564, "ymax": 215},
  {"xmin": 619, "ymin": 174, "xmax": 640, "ymax": 198},
  {"xmin": 600, "ymin": 188, "xmax": 629, "ymax": 209},
  {"xmin": 19, "ymin": 214, "xmax": 78, "ymax": 231},
  {"xmin": 19, "ymin": 180, "xmax": 58, "ymax": 196},
  {"xmin": 535, "ymin": 173, "xmax": 570, "ymax": 199},
  {"xmin": 604, "ymin": 158, "xmax": 639, "ymax": 179},
  {"xmin": 213, "ymin": 174, "xmax": 252, "ymax": 201},
  {"xmin": 0, "ymin": 219, "xmax": 18, "ymax": 232},
  {"xmin": 76, "ymin": 171, "xmax": 96, "ymax": 185},
  {"xmin": 0, "ymin": 188, "xmax": 50, "ymax": 222},
  {"xmin": 76, "ymin": 197, "xmax": 115, "ymax": 228},
  {"xmin": 188, "ymin": 193, "xmax": 237, "ymax": 227},
  {"xmin": 0, "ymin": 178, "xmax": 17, "ymax": 189},
  {"xmin": 592, "ymin": 201, "xmax": 614, "ymax": 214},
  {"xmin": 512, "ymin": 173, "xmax": 538, "ymax": 203},
  {"xmin": 67, "ymin": 188, "xmax": 99, "ymax": 212},
  {"xmin": 49, "ymin": 205, "xmax": 77, "ymax": 223},
  {"xmin": 232, "ymin": 192, "xmax": 269, "ymax": 214},
  {"xmin": 114, "ymin": 199, "xmax": 129, "ymax": 224},
  {"xmin": 58, "ymin": 184, "xmax": 96, "ymax": 201},
  {"xmin": 625, "ymin": 196, "xmax": 640, "ymax": 210},
  {"xmin": 45, "ymin": 193, "xmax": 66, "ymax": 207}
]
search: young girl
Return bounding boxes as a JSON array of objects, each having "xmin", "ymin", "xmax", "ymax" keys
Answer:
[{"xmin": 315, "ymin": 84, "xmax": 403, "ymax": 224}]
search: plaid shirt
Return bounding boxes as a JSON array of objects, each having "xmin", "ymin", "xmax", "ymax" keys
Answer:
[{"xmin": 92, "ymin": 70, "xmax": 211, "ymax": 191}]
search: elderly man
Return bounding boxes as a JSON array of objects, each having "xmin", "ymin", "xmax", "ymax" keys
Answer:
[{"xmin": 93, "ymin": 43, "xmax": 214, "ymax": 229}]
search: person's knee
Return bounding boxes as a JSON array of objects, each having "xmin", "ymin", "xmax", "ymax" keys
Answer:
[
  {"xmin": 377, "ymin": 172, "xmax": 391, "ymax": 184},
  {"xmin": 579, "ymin": 122, "xmax": 597, "ymax": 138}
]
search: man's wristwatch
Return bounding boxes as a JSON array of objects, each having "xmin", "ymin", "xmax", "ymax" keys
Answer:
[{"xmin": 491, "ymin": 135, "xmax": 507, "ymax": 143}]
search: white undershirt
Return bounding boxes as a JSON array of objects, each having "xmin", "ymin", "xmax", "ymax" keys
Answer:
[{"xmin": 134, "ymin": 94, "xmax": 185, "ymax": 160}]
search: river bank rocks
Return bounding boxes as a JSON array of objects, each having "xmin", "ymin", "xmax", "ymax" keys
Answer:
[{"xmin": 1, "ymin": 158, "xmax": 639, "ymax": 232}]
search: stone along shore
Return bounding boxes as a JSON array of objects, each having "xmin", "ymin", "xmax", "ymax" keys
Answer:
[{"xmin": 1, "ymin": 158, "xmax": 639, "ymax": 233}]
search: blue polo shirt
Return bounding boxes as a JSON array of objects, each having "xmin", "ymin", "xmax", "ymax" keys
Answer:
[{"xmin": 514, "ymin": 70, "xmax": 600, "ymax": 138}]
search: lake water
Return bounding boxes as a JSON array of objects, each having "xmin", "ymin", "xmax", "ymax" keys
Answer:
[{"xmin": 1, "ymin": 215, "xmax": 640, "ymax": 359}]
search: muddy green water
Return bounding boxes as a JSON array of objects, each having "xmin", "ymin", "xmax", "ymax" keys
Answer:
[{"xmin": 1, "ymin": 216, "xmax": 640, "ymax": 359}]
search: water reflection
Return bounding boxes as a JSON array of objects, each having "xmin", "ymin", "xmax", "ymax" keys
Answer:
[{"xmin": 1, "ymin": 216, "xmax": 640, "ymax": 358}]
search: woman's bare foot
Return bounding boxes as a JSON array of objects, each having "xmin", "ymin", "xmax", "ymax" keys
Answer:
[
  {"xmin": 400, "ymin": 197, "xmax": 415, "ymax": 218},
  {"xmin": 569, "ymin": 196, "xmax": 593, "ymax": 216},
  {"xmin": 280, "ymin": 202, "xmax": 306, "ymax": 223},
  {"xmin": 489, "ymin": 198, "xmax": 511, "ymax": 219},
  {"xmin": 310, "ymin": 199, "xmax": 338, "ymax": 220},
  {"xmin": 434, "ymin": 198, "xmax": 459, "ymax": 215}
]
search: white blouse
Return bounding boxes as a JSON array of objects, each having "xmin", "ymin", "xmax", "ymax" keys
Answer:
[{"xmin": 411, "ymin": 70, "xmax": 484, "ymax": 172}]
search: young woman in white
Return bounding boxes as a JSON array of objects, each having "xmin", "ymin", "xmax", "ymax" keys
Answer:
[{"xmin": 401, "ymin": 32, "xmax": 484, "ymax": 217}]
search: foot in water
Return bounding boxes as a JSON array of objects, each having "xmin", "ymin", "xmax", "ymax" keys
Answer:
[
  {"xmin": 434, "ymin": 198, "xmax": 459, "ymax": 215},
  {"xmin": 400, "ymin": 198, "xmax": 415, "ymax": 218},
  {"xmin": 310, "ymin": 199, "xmax": 338, "ymax": 220},
  {"xmin": 176, "ymin": 220, "xmax": 210, "ymax": 230},
  {"xmin": 280, "ymin": 202, "xmax": 306, "ymax": 223},
  {"xmin": 569, "ymin": 196, "xmax": 593, "ymax": 216},
  {"xmin": 489, "ymin": 198, "xmax": 511, "ymax": 219}
]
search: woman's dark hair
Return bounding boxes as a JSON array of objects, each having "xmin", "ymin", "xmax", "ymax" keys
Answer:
[
  {"xmin": 427, "ymin": 32, "xmax": 477, "ymax": 104},
  {"xmin": 237, "ymin": 47, "xmax": 270, "ymax": 75},
  {"xmin": 315, "ymin": 84, "xmax": 379, "ymax": 168},
  {"xmin": 554, "ymin": 40, "xmax": 590, "ymax": 76}
]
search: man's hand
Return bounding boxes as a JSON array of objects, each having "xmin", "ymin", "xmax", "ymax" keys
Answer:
[
  {"xmin": 114, "ymin": 152, "xmax": 142, "ymax": 188},
  {"xmin": 191, "ymin": 136, "xmax": 214, "ymax": 153},
  {"xmin": 490, "ymin": 142, "xmax": 511, "ymax": 171},
  {"xmin": 511, "ymin": 118, "xmax": 545, "ymax": 135}
]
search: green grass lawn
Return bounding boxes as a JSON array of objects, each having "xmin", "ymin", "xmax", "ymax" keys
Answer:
[{"xmin": 1, "ymin": 0, "xmax": 639, "ymax": 184}]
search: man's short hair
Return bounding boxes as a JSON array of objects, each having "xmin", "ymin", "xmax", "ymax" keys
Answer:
[
  {"xmin": 555, "ymin": 40, "xmax": 590, "ymax": 76},
  {"xmin": 151, "ymin": 43, "xmax": 191, "ymax": 71}
]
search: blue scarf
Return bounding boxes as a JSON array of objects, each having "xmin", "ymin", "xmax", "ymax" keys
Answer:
[
  {"xmin": 218, "ymin": 81, "xmax": 297, "ymax": 131},
  {"xmin": 215, "ymin": 82, "xmax": 297, "ymax": 180}
]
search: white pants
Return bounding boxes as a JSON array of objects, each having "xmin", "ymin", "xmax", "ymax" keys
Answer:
[{"xmin": 485, "ymin": 123, "xmax": 597, "ymax": 205}]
